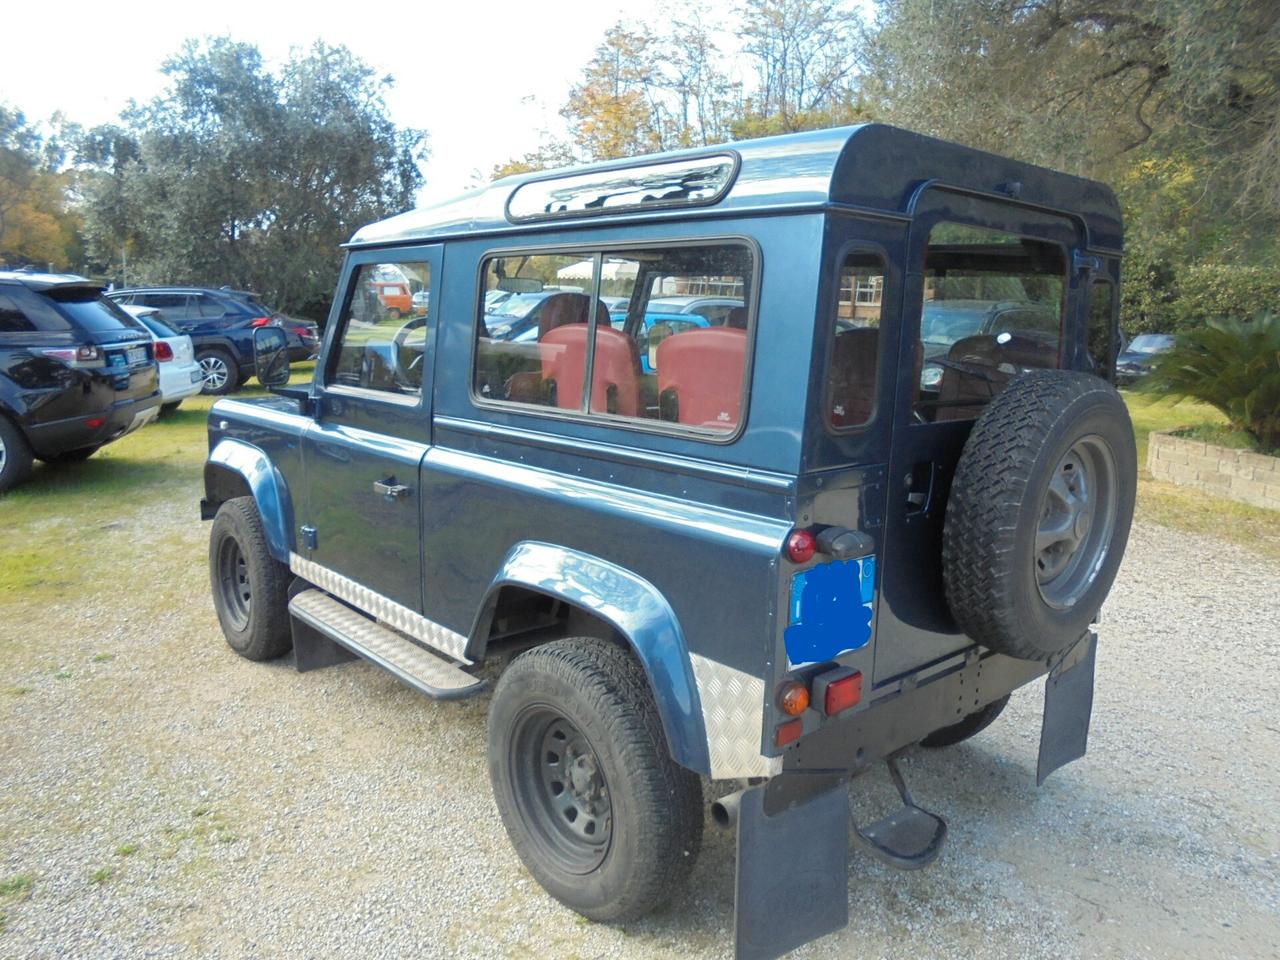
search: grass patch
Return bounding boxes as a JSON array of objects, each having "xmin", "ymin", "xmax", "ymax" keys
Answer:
[
  {"xmin": 1172, "ymin": 423, "xmax": 1261, "ymax": 451},
  {"xmin": 7, "ymin": 686, "xmax": 32, "ymax": 696},
  {"xmin": 115, "ymin": 842, "xmax": 140, "ymax": 857},
  {"xmin": 91, "ymin": 653, "xmax": 115, "ymax": 664},
  {"xmin": 1121, "ymin": 391, "xmax": 1228, "ymax": 466},
  {"xmin": 52, "ymin": 669, "xmax": 72, "ymax": 681},
  {"xmin": 0, "ymin": 874, "xmax": 32, "ymax": 898},
  {"xmin": 90, "ymin": 866, "xmax": 114, "ymax": 885}
]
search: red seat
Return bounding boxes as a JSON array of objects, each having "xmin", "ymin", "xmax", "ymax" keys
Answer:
[
  {"xmin": 656, "ymin": 327, "xmax": 747, "ymax": 430},
  {"xmin": 540, "ymin": 323, "xmax": 640, "ymax": 416}
]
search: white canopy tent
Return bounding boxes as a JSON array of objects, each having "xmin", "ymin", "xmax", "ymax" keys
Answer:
[{"xmin": 556, "ymin": 259, "xmax": 640, "ymax": 282}]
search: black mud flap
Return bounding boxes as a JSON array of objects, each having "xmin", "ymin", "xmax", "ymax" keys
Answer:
[
  {"xmin": 288, "ymin": 578, "xmax": 357, "ymax": 672},
  {"xmin": 1037, "ymin": 631, "xmax": 1097, "ymax": 786},
  {"xmin": 734, "ymin": 781, "xmax": 850, "ymax": 960}
]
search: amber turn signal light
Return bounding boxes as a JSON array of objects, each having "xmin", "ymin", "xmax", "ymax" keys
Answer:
[{"xmin": 777, "ymin": 680, "xmax": 810, "ymax": 716}]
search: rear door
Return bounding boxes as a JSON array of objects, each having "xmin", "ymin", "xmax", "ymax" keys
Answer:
[
  {"xmin": 873, "ymin": 190, "xmax": 1083, "ymax": 683},
  {"xmin": 301, "ymin": 246, "xmax": 441, "ymax": 612}
]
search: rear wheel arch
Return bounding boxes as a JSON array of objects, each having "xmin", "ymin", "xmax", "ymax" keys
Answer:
[{"xmin": 469, "ymin": 543, "xmax": 712, "ymax": 776}]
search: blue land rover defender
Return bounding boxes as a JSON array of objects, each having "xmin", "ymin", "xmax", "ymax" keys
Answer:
[{"xmin": 202, "ymin": 124, "xmax": 1135, "ymax": 960}]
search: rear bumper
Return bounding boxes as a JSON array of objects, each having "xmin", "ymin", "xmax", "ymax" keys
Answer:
[
  {"xmin": 159, "ymin": 362, "xmax": 204, "ymax": 403},
  {"xmin": 26, "ymin": 391, "xmax": 162, "ymax": 457}
]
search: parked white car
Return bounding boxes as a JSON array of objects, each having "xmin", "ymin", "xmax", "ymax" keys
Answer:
[{"xmin": 121, "ymin": 304, "xmax": 203, "ymax": 416}]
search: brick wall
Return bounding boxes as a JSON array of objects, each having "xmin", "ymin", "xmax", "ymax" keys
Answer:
[{"xmin": 1147, "ymin": 432, "xmax": 1280, "ymax": 511}]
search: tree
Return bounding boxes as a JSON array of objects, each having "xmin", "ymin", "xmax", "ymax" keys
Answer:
[
  {"xmin": 736, "ymin": 0, "xmax": 864, "ymax": 132},
  {"xmin": 80, "ymin": 38, "xmax": 427, "ymax": 319},
  {"xmin": 0, "ymin": 106, "xmax": 80, "ymax": 268}
]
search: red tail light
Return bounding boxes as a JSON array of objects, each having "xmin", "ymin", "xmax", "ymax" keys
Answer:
[
  {"xmin": 154, "ymin": 341, "xmax": 174, "ymax": 361},
  {"xmin": 85, "ymin": 417, "xmax": 106, "ymax": 429},
  {"xmin": 785, "ymin": 529, "xmax": 817, "ymax": 564},
  {"xmin": 775, "ymin": 718, "xmax": 804, "ymax": 747},
  {"xmin": 293, "ymin": 325, "xmax": 309, "ymax": 336},
  {"xmin": 815, "ymin": 668, "xmax": 862, "ymax": 717},
  {"xmin": 249, "ymin": 317, "xmax": 273, "ymax": 328}
]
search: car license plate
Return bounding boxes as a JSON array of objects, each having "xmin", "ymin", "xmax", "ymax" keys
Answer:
[
  {"xmin": 126, "ymin": 346, "xmax": 146, "ymax": 365},
  {"xmin": 191, "ymin": 369, "xmax": 203, "ymax": 383}
]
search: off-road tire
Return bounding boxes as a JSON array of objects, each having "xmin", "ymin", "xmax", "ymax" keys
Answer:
[
  {"xmin": 942, "ymin": 370, "xmax": 1136, "ymax": 660},
  {"xmin": 921, "ymin": 694, "xmax": 1010, "ymax": 748},
  {"xmin": 488, "ymin": 637, "xmax": 703, "ymax": 923},
  {"xmin": 197, "ymin": 347, "xmax": 239, "ymax": 396},
  {"xmin": 209, "ymin": 496, "xmax": 292, "ymax": 661},
  {"xmin": 0, "ymin": 416, "xmax": 33, "ymax": 493}
]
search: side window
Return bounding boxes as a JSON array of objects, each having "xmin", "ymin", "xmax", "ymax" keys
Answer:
[
  {"xmin": 0, "ymin": 292, "xmax": 35, "ymax": 334},
  {"xmin": 474, "ymin": 252, "xmax": 596, "ymax": 410},
  {"xmin": 1087, "ymin": 278, "xmax": 1116, "ymax": 380},
  {"xmin": 195, "ymin": 295, "xmax": 227, "ymax": 319},
  {"xmin": 827, "ymin": 254, "xmax": 885, "ymax": 429},
  {"xmin": 328, "ymin": 261, "xmax": 432, "ymax": 396},
  {"xmin": 140, "ymin": 293, "xmax": 188, "ymax": 311},
  {"xmin": 915, "ymin": 222, "xmax": 1065, "ymax": 423},
  {"xmin": 473, "ymin": 243, "xmax": 753, "ymax": 435}
]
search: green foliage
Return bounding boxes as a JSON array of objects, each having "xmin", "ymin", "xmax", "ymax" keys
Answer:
[
  {"xmin": 0, "ymin": 106, "xmax": 81, "ymax": 268},
  {"xmin": 1121, "ymin": 257, "xmax": 1280, "ymax": 334},
  {"xmin": 1142, "ymin": 311, "xmax": 1280, "ymax": 452},
  {"xmin": 79, "ymin": 38, "xmax": 426, "ymax": 319}
]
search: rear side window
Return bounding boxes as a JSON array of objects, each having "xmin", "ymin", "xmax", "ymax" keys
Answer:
[
  {"xmin": 473, "ymin": 242, "xmax": 753, "ymax": 436},
  {"xmin": 138, "ymin": 293, "xmax": 189, "ymax": 311},
  {"xmin": 139, "ymin": 313, "xmax": 180, "ymax": 339},
  {"xmin": 826, "ymin": 253, "xmax": 885, "ymax": 429},
  {"xmin": 914, "ymin": 223, "xmax": 1065, "ymax": 423},
  {"xmin": 1087, "ymin": 278, "xmax": 1116, "ymax": 380},
  {"xmin": 0, "ymin": 292, "xmax": 35, "ymax": 333}
]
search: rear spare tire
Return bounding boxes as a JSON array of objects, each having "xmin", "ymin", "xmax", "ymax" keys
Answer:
[{"xmin": 942, "ymin": 370, "xmax": 1136, "ymax": 661}]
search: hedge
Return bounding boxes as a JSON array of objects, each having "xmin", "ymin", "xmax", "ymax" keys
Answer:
[{"xmin": 1122, "ymin": 257, "xmax": 1280, "ymax": 335}]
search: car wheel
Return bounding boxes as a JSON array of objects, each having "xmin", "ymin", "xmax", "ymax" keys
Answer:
[
  {"xmin": 209, "ymin": 496, "xmax": 292, "ymax": 661},
  {"xmin": 488, "ymin": 638, "xmax": 703, "ymax": 923},
  {"xmin": 39, "ymin": 445, "xmax": 102, "ymax": 464},
  {"xmin": 159, "ymin": 402, "xmax": 182, "ymax": 418},
  {"xmin": 942, "ymin": 370, "xmax": 1137, "ymax": 661},
  {"xmin": 921, "ymin": 695, "xmax": 1010, "ymax": 748},
  {"xmin": 197, "ymin": 348, "xmax": 240, "ymax": 396},
  {"xmin": 0, "ymin": 416, "xmax": 34, "ymax": 494}
]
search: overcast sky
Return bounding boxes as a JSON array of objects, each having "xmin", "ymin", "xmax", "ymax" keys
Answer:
[{"xmin": 3, "ymin": 0, "xmax": 755, "ymax": 206}]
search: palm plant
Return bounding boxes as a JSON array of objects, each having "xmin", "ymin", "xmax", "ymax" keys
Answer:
[{"xmin": 1142, "ymin": 310, "xmax": 1280, "ymax": 454}]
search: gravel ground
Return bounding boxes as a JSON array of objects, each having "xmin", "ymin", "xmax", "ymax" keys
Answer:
[{"xmin": 1, "ymin": 504, "xmax": 1277, "ymax": 960}]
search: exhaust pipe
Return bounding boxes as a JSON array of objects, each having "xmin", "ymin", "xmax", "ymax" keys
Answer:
[{"xmin": 711, "ymin": 790, "xmax": 745, "ymax": 830}]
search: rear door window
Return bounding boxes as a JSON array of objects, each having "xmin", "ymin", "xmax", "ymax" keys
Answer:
[
  {"xmin": 914, "ymin": 223, "xmax": 1065, "ymax": 422},
  {"xmin": 0, "ymin": 291, "xmax": 35, "ymax": 334}
]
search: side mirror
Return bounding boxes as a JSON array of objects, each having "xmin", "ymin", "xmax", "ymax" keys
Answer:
[{"xmin": 253, "ymin": 326, "xmax": 291, "ymax": 387}]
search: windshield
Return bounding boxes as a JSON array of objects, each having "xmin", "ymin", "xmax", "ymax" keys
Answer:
[
  {"xmin": 1128, "ymin": 334, "xmax": 1175, "ymax": 353},
  {"xmin": 489, "ymin": 293, "xmax": 546, "ymax": 319},
  {"xmin": 920, "ymin": 303, "xmax": 993, "ymax": 346}
]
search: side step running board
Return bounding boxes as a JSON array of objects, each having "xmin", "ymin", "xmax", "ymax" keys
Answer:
[
  {"xmin": 849, "ymin": 754, "xmax": 947, "ymax": 870},
  {"xmin": 288, "ymin": 589, "xmax": 485, "ymax": 700}
]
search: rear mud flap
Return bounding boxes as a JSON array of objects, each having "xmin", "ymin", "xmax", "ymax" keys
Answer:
[
  {"xmin": 734, "ymin": 781, "xmax": 849, "ymax": 960},
  {"xmin": 1037, "ymin": 632, "xmax": 1097, "ymax": 785}
]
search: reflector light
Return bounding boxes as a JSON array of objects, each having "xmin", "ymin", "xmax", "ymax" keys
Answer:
[
  {"xmin": 778, "ymin": 680, "xmax": 810, "ymax": 716},
  {"xmin": 154, "ymin": 341, "xmax": 174, "ymax": 361},
  {"xmin": 249, "ymin": 317, "xmax": 273, "ymax": 328},
  {"xmin": 785, "ymin": 529, "xmax": 817, "ymax": 564},
  {"xmin": 822, "ymin": 670, "xmax": 862, "ymax": 717},
  {"xmin": 775, "ymin": 718, "xmax": 803, "ymax": 747},
  {"xmin": 85, "ymin": 418, "xmax": 106, "ymax": 429}
]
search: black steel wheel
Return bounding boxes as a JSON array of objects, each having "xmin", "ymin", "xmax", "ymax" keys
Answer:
[
  {"xmin": 488, "ymin": 638, "xmax": 702, "ymax": 923},
  {"xmin": 208, "ymin": 497, "xmax": 292, "ymax": 660},
  {"xmin": 508, "ymin": 707, "xmax": 613, "ymax": 875}
]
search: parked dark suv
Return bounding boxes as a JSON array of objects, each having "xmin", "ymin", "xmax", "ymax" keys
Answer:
[
  {"xmin": 106, "ymin": 287, "xmax": 319, "ymax": 395},
  {"xmin": 0, "ymin": 271, "xmax": 160, "ymax": 492}
]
